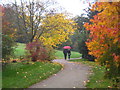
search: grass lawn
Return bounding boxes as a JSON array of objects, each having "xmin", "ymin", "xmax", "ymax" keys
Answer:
[
  {"xmin": 13, "ymin": 43, "xmax": 26, "ymax": 58},
  {"xmin": 13, "ymin": 43, "xmax": 82, "ymax": 59},
  {"xmin": 2, "ymin": 61, "xmax": 62, "ymax": 88},
  {"xmin": 55, "ymin": 50, "xmax": 82, "ymax": 59},
  {"xmin": 69, "ymin": 59, "xmax": 113, "ymax": 88}
]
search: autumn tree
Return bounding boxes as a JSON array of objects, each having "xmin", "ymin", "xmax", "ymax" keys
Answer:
[
  {"xmin": 40, "ymin": 13, "xmax": 77, "ymax": 47},
  {"xmin": 1, "ymin": 5, "xmax": 16, "ymax": 60},
  {"xmin": 7, "ymin": 0, "xmax": 57, "ymax": 43},
  {"xmin": 26, "ymin": 13, "xmax": 77, "ymax": 61},
  {"xmin": 2, "ymin": 0, "xmax": 77, "ymax": 62},
  {"xmin": 84, "ymin": 2, "xmax": 120, "ymax": 87}
]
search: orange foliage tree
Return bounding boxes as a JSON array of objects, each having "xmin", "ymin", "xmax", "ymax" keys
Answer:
[{"xmin": 84, "ymin": 2, "xmax": 120, "ymax": 86}]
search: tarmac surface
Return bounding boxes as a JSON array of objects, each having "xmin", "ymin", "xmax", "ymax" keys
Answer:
[{"xmin": 29, "ymin": 58, "xmax": 91, "ymax": 88}]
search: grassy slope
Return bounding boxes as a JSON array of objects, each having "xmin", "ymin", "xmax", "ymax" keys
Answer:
[
  {"xmin": 13, "ymin": 43, "xmax": 82, "ymax": 59},
  {"xmin": 55, "ymin": 50, "xmax": 82, "ymax": 59},
  {"xmin": 13, "ymin": 43, "xmax": 26, "ymax": 58},
  {"xmin": 2, "ymin": 61, "xmax": 62, "ymax": 88},
  {"xmin": 69, "ymin": 59, "xmax": 113, "ymax": 88}
]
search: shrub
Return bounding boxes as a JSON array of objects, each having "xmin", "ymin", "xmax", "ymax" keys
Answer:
[{"xmin": 25, "ymin": 40, "xmax": 55, "ymax": 62}]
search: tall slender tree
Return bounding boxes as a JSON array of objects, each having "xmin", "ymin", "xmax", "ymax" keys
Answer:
[{"xmin": 72, "ymin": 7, "xmax": 99, "ymax": 60}]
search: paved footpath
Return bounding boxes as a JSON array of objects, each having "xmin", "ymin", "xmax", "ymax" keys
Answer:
[{"xmin": 29, "ymin": 58, "xmax": 91, "ymax": 88}]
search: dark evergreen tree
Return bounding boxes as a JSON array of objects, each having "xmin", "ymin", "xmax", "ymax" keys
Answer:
[{"xmin": 74, "ymin": 8, "xmax": 99, "ymax": 61}]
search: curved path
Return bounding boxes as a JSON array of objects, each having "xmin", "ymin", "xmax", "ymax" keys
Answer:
[{"xmin": 29, "ymin": 58, "xmax": 91, "ymax": 88}]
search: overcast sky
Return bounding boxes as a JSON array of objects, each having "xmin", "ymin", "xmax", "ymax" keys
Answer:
[
  {"xmin": 0, "ymin": 0, "xmax": 94, "ymax": 17},
  {"xmin": 55, "ymin": 0, "xmax": 91, "ymax": 16}
]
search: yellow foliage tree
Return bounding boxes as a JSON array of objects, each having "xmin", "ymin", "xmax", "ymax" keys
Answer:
[{"xmin": 39, "ymin": 13, "xmax": 77, "ymax": 47}]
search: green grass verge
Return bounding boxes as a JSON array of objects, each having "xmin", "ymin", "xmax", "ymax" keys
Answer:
[
  {"xmin": 2, "ymin": 61, "xmax": 62, "ymax": 88},
  {"xmin": 69, "ymin": 59, "xmax": 113, "ymax": 88},
  {"xmin": 55, "ymin": 50, "xmax": 82, "ymax": 59}
]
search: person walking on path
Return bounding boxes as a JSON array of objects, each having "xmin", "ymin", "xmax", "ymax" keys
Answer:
[
  {"xmin": 63, "ymin": 49, "xmax": 68, "ymax": 60},
  {"xmin": 63, "ymin": 49, "xmax": 71, "ymax": 60},
  {"xmin": 67, "ymin": 49, "xmax": 71, "ymax": 60},
  {"xmin": 63, "ymin": 46, "xmax": 72, "ymax": 60}
]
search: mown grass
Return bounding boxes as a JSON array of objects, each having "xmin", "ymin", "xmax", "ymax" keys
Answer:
[
  {"xmin": 2, "ymin": 61, "xmax": 62, "ymax": 88},
  {"xmin": 55, "ymin": 50, "xmax": 82, "ymax": 59},
  {"xmin": 13, "ymin": 43, "xmax": 26, "ymax": 58},
  {"xmin": 69, "ymin": 59, "xmax": 113, "ymax": 88},
  {"xmin": 13, "ymin": 43, "xmax": 82, "ymax": 59}
]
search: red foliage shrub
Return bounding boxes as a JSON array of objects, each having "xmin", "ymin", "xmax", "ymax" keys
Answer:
[{"xmin": 26, "ymin": 40, "xmax": 49, "ymax": 62}]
